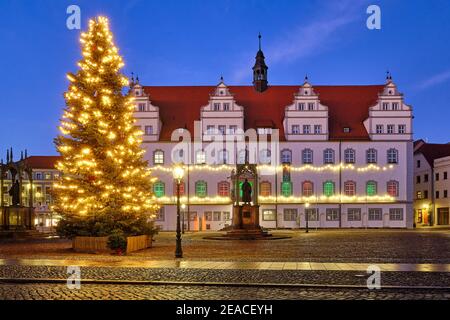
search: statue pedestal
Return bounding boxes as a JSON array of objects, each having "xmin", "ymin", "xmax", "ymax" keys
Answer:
[{"xmin": 224, "ymin": 204, "xmax": 272, "ymax": 239}]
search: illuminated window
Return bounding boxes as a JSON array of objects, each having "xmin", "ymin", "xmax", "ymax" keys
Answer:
[
  {"xmin": 326, "ymin": 208, "xmax": 339, "ymax": 221},
  {"xmin": 259, "ymin": 149, "xmax": 271, "ymax": 164},
  {"xmin": 302, "ymin": 149, "xmax": 313, "ymax": 164},
  {"xmin": 366, "ymin": 148, "xmax": 377, "ymax": 164},
  {"xmin": 323, "ymin": 181, "xmax": 335, "ymax": 197},
  {"xmin": 153, "ymin": 150, "xmax": 164, "ymax": 165},
  {"xmin": 173, "ymin": 180, "xmax": 185, "ymax": 196},
  {"xmin": 302, "ymin": 181, "xmax": 313, "ymax": 197},
  {"xmin": 196, "ymin": 150, "xmax": 206, "ymax": 164},
  {"xmin": 323, "ymin": 149, "xmax": 335, "ymax": 164},
  {"xmin": 344, "ymin": 181, "xmax": 356, "ymax": 196},
  {"xmin": 153, "ymin": 181, "xmax": 165, "ymax": 198},
  {"xmin": 217, "ymin": 181, "xmax": 230, "ymax": 197},
  {"xmin": 366, "ymin": 181, "xmax": 377, "ymax": 196},
  {"xmin": 263, "ymin": 209, "xmax": 276, "ymax": 221},
  {"xmin": 281, "ymin": 181, "xmax": 293, "ymax": 197},
  {"xmin": 387, "ymin": 148, "xmax": 398, "ymax": 164},
  {"xmin": 344, "ymin": 148, "xmax": 355, "ymax": 164},
  {"xmin": 280, "ymin": 149, "xmax": 292, "ymax": 164},
  {"xmin": 260, "ymin": 181, "xmax": 272, "ymax": 196},
  {"xmin": 389, "ymin": 208, "xmax": 403, "ymax": 221},
  {"xmin": 282, "ymin": 165, "xmax": 291, "ymax": 182},
  {"xmin": 195, "ymin": 181, "xmax": 207, "ymax": 198},
  {"xmin": 387, "ymin": 180, "xmax": 399, "ymax": 197},
  {"xmin": 218, "ymin": 149, "xmax": 229, "ymax": 164}
]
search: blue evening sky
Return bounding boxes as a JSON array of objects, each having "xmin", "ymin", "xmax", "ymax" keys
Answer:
[{"xmin": 0, "ymin": 0, "xmax": 449, "ymax": 156}]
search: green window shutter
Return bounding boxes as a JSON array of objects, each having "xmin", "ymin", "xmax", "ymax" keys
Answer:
[
  {"xmin": 196, "ymin": 181, "xmax": 207, "ymax": 198},
  {"xmin": 281, "ymin": 181, "xmax": 292, "ymax": 197},
  {"xmin": 366, "ymin": 181, "xmax": 377, "ymax": 196},
  {"xmin": 323, "ymin": 181, "xmax": 334, "ymax": 197},
  {"xmin": 153, "ymin": 182, "xmax": 165, "ymax": 198}
]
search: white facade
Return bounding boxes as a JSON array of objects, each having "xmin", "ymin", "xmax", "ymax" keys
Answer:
[{"xmin": 133, "ymin": 77, "xmax": 414, "ymax": 230}]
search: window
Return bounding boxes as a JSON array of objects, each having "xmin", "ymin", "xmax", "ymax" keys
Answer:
[
  {"xmin": 36, "ymin": 172, "xmax": 42, "ymax": 180},
  {"xmin": 196, "ymin": 150, "xmax": 206, "ymax": 164},
  {"xmin": 280, "ymin": 149, "xmax": 292, "ymax": 164},
  {"xmin": 387, "ymin": 148, "xmax": 398, "ymax": 164},
  {"xmin": 387, "ymin": 180, "xmax": 399, "ymax": 197},
  {"xmin": 138, "ymin": 103, "xmax": 146, "ymax": 111},
  {"xmin": 260, "ymin": 181, "xmax": 272, "ymax": 196},
  {"xmin": 292, "ymin": 125, "xmax": 300, "ymax": 134},
  {"xmin": 392, "ymin": 102, "xmax": 399, "ymax": 110},
  {"xmin": 366, "ymin": 148, "xmax": 377, "ymax": 164},
  {"xmin": 153, "ymin": 150, "xmax": 164, "ymax": 165},
  {"xmin": 302, "ymin": 181, "xmax": 314, "ymax": 197},
  {"xmin": 283, "ymin": 209, "xmax": 298, "ymax": 221},
  {"xmin": 323, "ymin": 181, "xmax": 335, "ymax": 197},
  {"xmin": 213, "ymin": 211, "xmax": 221, "ymax": 221},
  {"xmin": 366, "ymin": 181, "xmax": 377, "ymax": 196},
  {"xmin": 368, "ymin": 208, "xmax": 382, "ymax": 221},
  {"xmin": 343, "ymin": 127, "xmax": 351, "ymax": 133},
  {"xmin": 303, "ymin": 125, "xmax": 311, "ymax": 134},
  {"xmin": 281, "ymin": 181, "xmax": 293, "ymax": 197},
  {"xmin": 155, "ymin": 207, "xmax": 165, "ymax": 221},
  {"xmin": 297, "ymin": 103, "xmax": 305, "ymax": 111},
  {"xmin": 204, "ymin": 212, "xmax": 212, "ymax": 221},
  {"xmin": 424, "ymin": 190, "xmax": 428, "ymax": 199},
  {"xmin": 223, "ymin": 103, "xmax": 230, "ymax": 111},
  {"xmin": 398, "ymin": 125, "xmax": 406, "ymax": 134},
  {"xmin": 206, "ymin": 125, "xmax": 215, "ymax": 134},
  {"xmin": 223, "ymin": 212, "xmax": 231, "ymax": 220},
  {"xmin": 417, "ymin": 160, "xmax": 421, "ymax": 168},
  {"xmin": 282, "ymin": 166, "xmax": 291, "ymax": 182},
  {"xmin": 263, "ymin": 209, "xmax": 276, "ymax": 221},
  {"xmin": 218, "ymin": 149, "xmax": 229, "ymax": 164},
  {"xmin": 416, "ymin": 175, "xmax": 421, "ymax": 184},
  {"xmin": 436, "ymin": 191, "xmax": 440, "ymax": 199},
  {"xmin": 436, "ymin": 173, "xmax": 440, "ymax": 181},
  {"xmin": 376, "ymin": 125, "xmax": 384, "ymax": 134},
  {"xmin": 144, "ymin": 126, "xmax": 153, "ymax": 135},
  {"xmin": 195, "ymin": 181, "xmax": 207, "ymax": 198},
  {"xmin": 189, "ymin": 212, "xmax": 198, "ymax": 221},
  {"xmin": 344, "ymin": 181, "xmax": 356, "ymax": 196},
  {"xmin": 302, "ymin": 149, "xmax": 313, "ymax": 164},
  {"xmin": 173, "ymin": 180, "xmax": 185, "ymax": 196},
  {"xmin": 259, "ymin": 149, "xmax": 271, "ymax": 164},
  {"xmin": 173, "ymin": 149, "xmax": 185, "ymax": 164},
  {"xmin": 382, "ymin": 102, "xmax": 389, "ymax": 110},
  {"xmin": 347, "ymin": 208, "xmax": 361, "ymax": 221},
  {"xmin": 237, "ymin": 149, "xmax": 247, "ymax": 164},
  {"xmin": 314, "ymin": 125, "xmax": 322, "ymax": 134},
  {"xmin": 344, "ymin": 148, "xmax": 355, "ymax": 164},
  {"xmin": 444, "ymin": 190, "xmax": 448, "ymax": 198},
  {"xmin": 416, "ymin": 191, "xmax": 422, "ymax": 199},
  {"xmin": 257, "ymin": 128, "xmax": 272, "ymax": 135},
  {"xmin": 305, "ymin": 208, "xmax": 318, "ymax": 221},
  {"xmin": 44, "ymin": 173, "xmax": 52, "ymax": 180},
  {"xmin": 153, "ymin": 181, "xmax": 165, "ymax": 198},
  {"xmin": 387, "ymin": 124, "xmax": 395, "ymax": 134},
  {"xmin": 389, "ymin": 208, "xmax": 403, "ymax": 221},
  {"xmin": 229, "ymin": 125, "xmax": 237, "ymax": 134},
  {"xmin": 218, "ymin": 181, "xmax": 230, "ymax": 197},
  {"xmin": 323, "ymin": 149, "xmax": 335, "ymax": 164},
  {"xmin": 213, "ymin": 103, "xmax": 220, "ymax": 111},
  {"xmin": 218, "ymin": 125, "xmax": 226, "ymax": 135},
  {"xmin": 308, "ymin": 102, "xmax": 315, "ymax": 110},
  {"xmin": 444, "ymin": 172, "xmax": 448, "ymax": 180},
  {"xmin": 424, "ymin": 174, "xmax": 429, "ymax": 182},
  {"xmin": 326, "ymin": 209, "xmax": 339, "ymax": 221}
]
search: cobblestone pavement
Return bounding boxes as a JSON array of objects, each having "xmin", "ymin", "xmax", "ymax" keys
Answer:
[
  {"xmin": 0, "ymin": 283, "xmax": 449, "ymax": 300},
  {"xmin": 1, "ymin": 229, "xmax": 450, "ymax": 263}
]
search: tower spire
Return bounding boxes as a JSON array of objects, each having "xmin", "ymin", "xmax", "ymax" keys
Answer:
[
  {"xmin": 258, "ymin": 32, "xmax": 262, "ymax": 51},
  {"xmin": 252, "ymin": 33, "xmax": 268, "ymax": 93}
]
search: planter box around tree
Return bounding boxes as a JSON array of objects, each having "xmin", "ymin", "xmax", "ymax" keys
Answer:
[{"xmin": 73, "ymin": 235, "xmax": 152, "ymax": 254}]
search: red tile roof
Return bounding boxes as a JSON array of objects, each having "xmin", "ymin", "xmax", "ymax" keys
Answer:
[
  {"xmin": 24, "ymin": 156, "xmax": 61, "ymax": 169},
  {"xmin": 143, "ymin": 85, "xmax": 385, "ymax": 141},
  {"xmin": 415, "ymin": 142, "xmax": 450, "ymax": 166}
]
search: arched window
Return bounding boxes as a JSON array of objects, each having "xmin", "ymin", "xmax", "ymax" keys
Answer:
[
  {"xmin": 260, "ymin": 181, "xmax": 272, "ymax": 196},
  {"xmin": 387, "ymin": 180, "xmax": 399, "ymax": 197},
  {"xmin": 387, "ymin": 148, "xmax": 398, "ymax": 164},
  {"xmin": 195, "ymin": 180, "xmax": 207, "ymax": 198},
  {"xmin": 344, "ymin": 181, "xmax": 356, "ymax": 196},
  {"xmin": 302, "ymin": 181, "xmax": 314, "ymax": 197},
  {"xmin": 344, "ymin": 148, "xmax": 355, "ymax": 164},
  {"xmin": 237, "ymin": 149, "xmax": 247, "ymax": 164},
  {"xmin": 323, "ymin": 149, "xmax": 335, "ymax": 164},
  {"xmin": 173, "ymin": 148, "xmax": 185, "ymax": 164},
  {"xmin": 217, "ymin": 181, "xmax": 230, "ymax": 197},
  {"xmin": 153, "ymin": 181, "xmax": 165, "ymax": 198},
  {"xmin": 259, "ymin": 149, "xmax": 271, "ymax": 164},
  {"xmin": 282, "ymin": 165, "xmax": 291, "ymax": 182},
  {"xmin": 281, "ymin": 149, "xmax": 292, "ymax": 164},
  {"xmin": 173, "ymin": 180, "xmax": 185, "ymax": 196},
  {"xmin": 281, "ymin": 181, "xmax": 293, "ymax": 197},
  {"xmin": 218, "ymin": 149, "xmax": 229, "ymax": 164},
  {"xmin": 366, "ymin": 180, "xmax": 377, "ymax": 196},
  {"xmin": 302, "ymin": 149, "xmax": 313, "ymax": 164},
  {"xmin": 196, "ymin": 150, "xmax": 206, "ymax": 164},
  {"xmin": 323, "ymin": 181, "xmax": 335, "ymax": 197},
  {"xmin": 366, "ymin": 148, "xmax": 377, "ymax": 164},
  {"xmin": 153, "ymin": 150, "xmax": 164, "ymax": 165}
]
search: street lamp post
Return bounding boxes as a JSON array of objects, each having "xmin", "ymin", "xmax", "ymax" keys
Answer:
[
  {"xmin": 181, "ymin": 204, "xmax": 186, "ymax": 234},
  {"xmin": 305, "ymin": 202, "xmax": 310, "ymax": 233},
  {"xmin": 173, "ymin": 166, "xmax": 185, "ymax": 258}
]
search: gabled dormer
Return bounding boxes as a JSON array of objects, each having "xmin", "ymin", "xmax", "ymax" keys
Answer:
[
  {"xmin": 364, "ymin": 73, "xmax": 413, "ymax": 141},
  {"xmin": 131, "ymin": 75, "xmax": 162, "ymax": 141},
  {"xmin": 201, "ymin": 78, "xmax": 244, "ymax": 140},
  {"xmin": 283, "ymin": 76, "xmax": 329, "ymax": 141}
]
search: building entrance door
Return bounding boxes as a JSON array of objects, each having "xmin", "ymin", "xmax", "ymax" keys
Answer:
[{"xmin": 437, "ymin": 208, "xmax": 449, "ymax": 225}]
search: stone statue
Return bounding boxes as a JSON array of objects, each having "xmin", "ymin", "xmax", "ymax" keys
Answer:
[
  {"xmin": 242, "ymin": 178, "xmax": 252, "ymax": 204},
  {"xmin": 9, "ymin": 180, "xmax": 20, "ymax": 206}
]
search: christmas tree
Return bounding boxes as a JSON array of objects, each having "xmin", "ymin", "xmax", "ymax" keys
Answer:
[{"xmin": 54, "ymin": 16, "xmax": 156, "ymax": 238}]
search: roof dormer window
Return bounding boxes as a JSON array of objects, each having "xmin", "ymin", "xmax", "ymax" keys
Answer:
[{"xmin": 343, "ymin": 127, "xmax": 351, "ymax": 133}]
